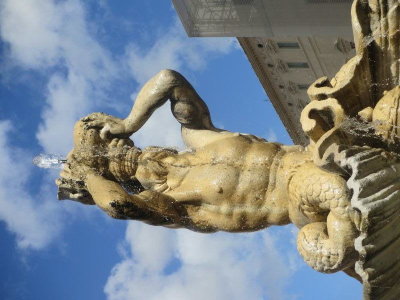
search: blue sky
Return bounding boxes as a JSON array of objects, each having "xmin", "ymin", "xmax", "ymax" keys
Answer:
[{"xmin": 0, "ymin": 1, "xmax": 361, "ymax": 299}]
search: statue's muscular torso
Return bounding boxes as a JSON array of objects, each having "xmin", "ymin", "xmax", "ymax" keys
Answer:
[{"xmin": 135, "ymin": 133, "xmax": 305, "ymax": 232}]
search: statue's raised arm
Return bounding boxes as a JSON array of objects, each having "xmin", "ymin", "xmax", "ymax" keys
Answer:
[{"xmin": 83, "ymin": 69, "xmax": 230, "ymax": 149}]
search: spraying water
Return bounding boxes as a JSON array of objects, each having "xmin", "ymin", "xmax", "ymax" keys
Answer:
[{"xmin": 33, "ymin": 154, "xmax": 67, "ymax": 169}]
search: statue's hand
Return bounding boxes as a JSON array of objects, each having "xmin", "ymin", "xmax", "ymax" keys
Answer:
[
  {"xmin": 82, "ymin": 112, "xmax": 127, "ymax": 140},
  {"xmin": 107, "ymin": 138, "xmax": 135, "ymax": 164},
  {"xmin": 109, "ymin": 137, "xmax": 134, "ymax": 149}
]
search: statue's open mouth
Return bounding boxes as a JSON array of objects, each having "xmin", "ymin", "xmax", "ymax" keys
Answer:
[
  {"xmin": 55, "ymin": 161, "xmax": 95, "ymax": 204},
  {"xmin": 32, "ymin": 153, "xmax": 94, "ymax": 203},
  {"xmin": 55, "ymin": 176, "xmax": 94, "ymax": 204}
]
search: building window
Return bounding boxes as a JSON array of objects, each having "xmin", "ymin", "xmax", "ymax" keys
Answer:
[
  {"xmin": 287, "ymin": 62, "xmax": 309, "ymax": 69},
  {"xmin": 277, "ymin": 42, "xmax": 300, "ymax": 49},
  {"xmin": 297, "ymin": 84, "xmax": 309, "ymax": 90}
]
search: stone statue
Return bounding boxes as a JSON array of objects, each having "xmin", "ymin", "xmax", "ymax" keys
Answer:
[
  {"xmin": 57, "ymin": 69, "xmax": 359, "ymax": 277},
  {"xmin": 55, "ymin": 0, "xmax": 400, "ymax": 298}
]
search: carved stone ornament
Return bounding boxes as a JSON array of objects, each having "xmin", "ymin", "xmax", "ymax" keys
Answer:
[
  {"xmin": 55, "ymin": 1, "xmax": 399, "ymax": 298},
  {"xmin": 300, "ymin": 0, "xmax": 400, "ymax": 299}
]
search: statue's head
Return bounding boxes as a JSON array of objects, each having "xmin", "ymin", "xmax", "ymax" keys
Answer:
[{"xmin": 56, "ymin": 113, "xmax": 130, "ymax": 203}]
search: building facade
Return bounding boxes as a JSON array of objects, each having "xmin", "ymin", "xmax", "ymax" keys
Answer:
[{"xmin": 173, "ymin": 0, "xmax": 355, "ymax": 144}]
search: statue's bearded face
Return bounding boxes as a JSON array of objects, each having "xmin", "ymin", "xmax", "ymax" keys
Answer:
[
  {"xmin": 56, "ymin": 119, "xmax": 111, "ymax": 203},
  {"xmin": 56, "ymin": 155, "xmax": 94, "ymax": 204},
  {"xmin": 56, "ymin": 115, "xmax": 137, "ymax": 203}
]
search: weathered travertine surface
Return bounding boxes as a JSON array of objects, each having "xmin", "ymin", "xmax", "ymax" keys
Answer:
[{"xmin": 56, "ymin": 0, "xmax": 399, "ymax": 298}]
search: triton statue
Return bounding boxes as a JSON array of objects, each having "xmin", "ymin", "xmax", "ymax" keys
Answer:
[
  {"xmin": 55, "ymin": 0, "xmax": 399, "ymax": 298},
  {"xmin": 56, "ymin": 69, "xmax": 358, "ymax": 276}
]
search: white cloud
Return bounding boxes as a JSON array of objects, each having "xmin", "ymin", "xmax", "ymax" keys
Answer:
[
  {"xmin": 125, "ymin": 20, "xmax": 238, "ymax": 85},
  {"xmin": 132, "ymin": 103, "xmax": 184, "ymax": 150},
  {"xmin": 266, "ymin": 128, "xmax": 278, "ymax": 142},
  {"xmin": 37, "ymin": 71, "xmax": 92, "ymax": 154},
  {"xmin": 105, "ymin": 223, "xmax": 297, "ymax": 300},
  {"xmin": 1, "ymin": 0, "xmax": 119, "ymax": 155},
  {"xmin": 0, "ymin": 121, "xmax": 61, "ymax": 249},
  {"xmin": 0, "ymin": 0, "xmax": 121, "ymax": 248},
  {"xmin": 0, "ymin": 0, "xmax": 62, "ymax": 69},
  {"xmin": 0, "ymin": 0, "xmax": 117, "ymax": 78}
]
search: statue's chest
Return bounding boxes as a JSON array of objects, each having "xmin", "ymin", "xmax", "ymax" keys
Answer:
[
  {"xmin": 168, "ymin": 160, "xmax": 271, "ymax": 208},
  {"xmin": 165, "ymin": 144, "xmax": 279, "ymax": 202}
]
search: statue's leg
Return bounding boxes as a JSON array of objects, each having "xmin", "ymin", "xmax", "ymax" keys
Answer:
[
  {"xmin": 289, "ymin": 164, "xmax": 358, "ymax": 273},
  {"xmin": 85, "ymin": 173, "xmax": 188, "ymax": 227},
  {"xmin": 83, "ymin": 69, "xmax": 233, "ymax": 149}
]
